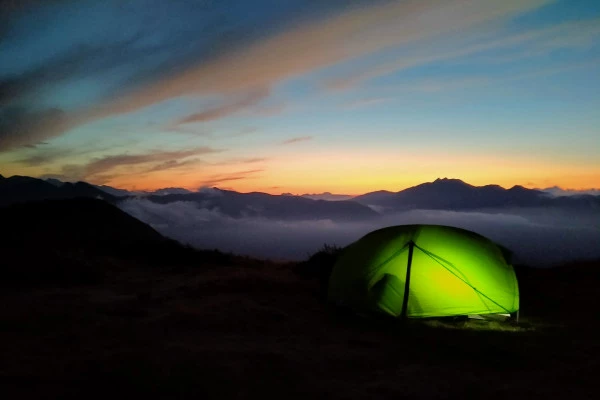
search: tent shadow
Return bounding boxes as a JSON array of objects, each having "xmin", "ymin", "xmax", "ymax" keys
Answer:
[{"xmin": 368, "ymin": 273, "xmax": 423, "ymax": 318}]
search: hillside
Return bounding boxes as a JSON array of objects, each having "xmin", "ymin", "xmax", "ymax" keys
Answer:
[{"xmin": 0, "ymin": 198, "xmax": 235, "ymax": 286}]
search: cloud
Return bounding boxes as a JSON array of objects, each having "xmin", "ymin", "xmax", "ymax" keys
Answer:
[
  {"xmin": 144, "ymin": 158, "xmax": 203, "ymax": 174},
  {"xmin": 53, "ymin": 147, "xmax": 220, "ymax": 181},
  {"xmin": 99, "ymin": 0, "xmax": 549, "ymax": 110},
  {"xmin": 16, "ymin": 142, "xmax": 116, "ymax": 167},
  {"xmin": 174, "ymin": 87, "xmax": 270, "ymax": 126},
  {"xmin": 0, "ymin": 106, "xmax": 81, "ymax": 151},
  {"xmin": 118, "ymin": 199, "xmax": 600, "ymax": 265},
  {"xmin": 197, "ymin": 169, "xmax": 264, "ymax": 188},
  {"xmin": 252, "ymin": 103, "xmax": 286, "ymax": 117},
  {"xmin": 17, "ymin": 147, "xmax": 75, "ymax": 166},
  {"xmin": 341, "ymin": 96, "xmax": 395, "ymax": 110},
  {"xmin": 322, "ymin": 17, "xmax": 600, "ymax": 91},
  {"xmin": 211, "ymin": 157, "xmax": 268, "ymax": 166},
  {"xmin": 281, "ymin": 136, "xmax": 312, "ymax": 145},
  {"xmin": 0, "ymin": 42, "xmax": 132, "ymax": 105},
  {"xmin": 0, "ymin": 0, "xmax": 551, "ymax": 148},
  {"xmin": 540, "ymin": 186, "xmax": 600, "ymax": 197}
]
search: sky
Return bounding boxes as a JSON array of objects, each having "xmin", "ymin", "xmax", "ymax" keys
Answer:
[{"xmin": 1, "ymin": 0, "xmax": 599, "ymax": 195}]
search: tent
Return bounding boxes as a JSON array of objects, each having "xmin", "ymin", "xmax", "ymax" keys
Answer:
[{"xmin": 328, "ymin": 225, "xmax": 519, "ymax": 319}]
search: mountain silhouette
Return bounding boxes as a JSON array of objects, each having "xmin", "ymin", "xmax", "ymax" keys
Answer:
[
  {"xmin": 93, "ymin": 184, "xmax": 191, "ymax": 197},
  {"xmin": 145, "ymin": 188, "xmax": 379, "ymax": 221},
  {"xmin": 353, "ymin": 177, "xmax": 599, "ymax": 211},
  {"xmin": 2, "ymin": 174, "xmax": 598, "ymax": 215},
  {"xmin": 301, "ymin": 192, "xmax": 354, "ymax": 201},
  {"xmin": 92, "ymin": 184, "xmax": 141, "ymax": 197},
  {"xmin": 0, "ymin": 198, "xmax": 233, "ymax": 286},
  {"xmin": 0, "ymin": 175, "xmax": 116, "ymax": 206}
]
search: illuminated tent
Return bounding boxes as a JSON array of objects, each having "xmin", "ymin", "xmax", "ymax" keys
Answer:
[{"xmin": 328, "ymin": 225, "xmax": 519, "ymax": 319}]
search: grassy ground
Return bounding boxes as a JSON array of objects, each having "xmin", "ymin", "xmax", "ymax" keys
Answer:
[{"xmin": 1, "ymin": 257, "xmax": 598, "ymax": 399}]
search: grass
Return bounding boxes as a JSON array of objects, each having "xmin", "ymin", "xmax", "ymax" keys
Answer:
[{"xmin": 0, "ymin": 251, "xmax": 598, "ymax": 399}]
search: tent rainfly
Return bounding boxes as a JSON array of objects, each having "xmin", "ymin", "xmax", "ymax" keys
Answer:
[{"xmin": 328, "ymin": 225, "xmax": 519, "ymax": 319}]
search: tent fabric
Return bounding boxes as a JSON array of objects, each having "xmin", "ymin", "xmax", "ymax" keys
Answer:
[{"xmin": 328, "ymin": 225, "xmax": 519, "ymax": 318}]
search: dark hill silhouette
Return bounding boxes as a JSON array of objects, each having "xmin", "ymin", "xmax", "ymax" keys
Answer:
[
  {"xmin": 0, "ymin": 175, "xmax": 116, "ymax": 206},
  {"xmin": 354, "ymin": 177, "xmax": 599, "ymax": 211},
  {"xmin": 0, "ymin": 197, "xmax": 164, "ymax": 245},
  {"xmin": 145, "ymin": 188, "xmax": 379, "ymax": 221},
  {"xmin": 44, "ymin": 178, "xmax": 65, "ymax": 187},
  {"xmin": 0, "ymin": 198, "xmax": 233, "ymax": 286}
]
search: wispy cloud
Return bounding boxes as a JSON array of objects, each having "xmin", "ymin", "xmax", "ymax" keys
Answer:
[
  {"xmin": 322, "ymin": 17, "xmax": 600, "ymax": 91},
  {"xmin": 144, "ymin": 158, "xmax": 203, "ymax": 174},
  {"xmin": 198, "ymin": 168, "xmax": 264, "ymax": 188},
  {"xmin": 375, "ymin": 59, "xmax": 600, "ymax": 95},
  {"xmin": 0, "ymin": 0, "xmax": 551, "ymax": 150},
  {"xmin": 341, "ymin": 96, "xmax": 395, "ymax": 110},
  {"xmin": 0, "ymin": 106, "xmax": 81, "ymax": 151},
  {"xmin": 281, "ymin": 136, "xmax": 312, "ymax": 145},
  {"xmin": 174, "ymin": 87, "xmax": 270, "ymax": 126},
  {"xmin": 52, "ymin": 147, "xmax": 220, "ymax": 182},
  {"xmin": 17, "ymin": 147, "xmax": 74, "ymax": 166},
  {"xmin": 251, "ymin": 103, "xmax": 287, "ymax": 117},
  {"xmin": 212, "ymin": 157, "xmax": 267, "ymax": 166}
]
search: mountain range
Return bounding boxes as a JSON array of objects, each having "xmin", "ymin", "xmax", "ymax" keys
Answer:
[
  {"xmin": 143, "ymin": 188, "xmax": 378, "ymax": 221},
  {"xmin": 1, "ymin": 174, "xmax": 598, "ymax": 219},
  {"xmin": 353, "ymin": 178, "xmax": 600, "ymax": 212}
]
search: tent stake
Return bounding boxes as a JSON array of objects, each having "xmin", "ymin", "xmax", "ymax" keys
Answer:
[{"xmin": 401, "ymin": 240, "xmax": 415, "ymax": 320}]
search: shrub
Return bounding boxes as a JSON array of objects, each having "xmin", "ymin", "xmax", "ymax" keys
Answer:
[{"xmin": 293, "ymin": 243, "xmax": 344, "ymax": 301}]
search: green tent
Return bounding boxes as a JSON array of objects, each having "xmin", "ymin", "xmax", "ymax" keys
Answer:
[{"xmin": 328, "ymin": 225, "xmax": 519, "ymax": 318}]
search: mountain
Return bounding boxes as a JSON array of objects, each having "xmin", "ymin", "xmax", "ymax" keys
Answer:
[
  {"xmin": 353, "ymin": 178, "xmax": 600, "ymax": 211},
  {"xmin": 1, "ymin": 197, "xmax": 165, "ymax": 246},
  {"xmin": 93, "ymin": 184, "xmax": 142, "ymax": 197},
  {"xmin": 0, "ymin": 175, "xmax": 195, "ymax": 205},
  {"xmin": 0, "ymin": 175, "xmax": 116, "ymax": 206},
  {"xmin": 94, "ymin": 183, "xmax": 190, "ymax": 197},
  {"xmin": 144, "ymin": 188, "xmax": 379, "ymax": 221},
  {"xmin": 3, "ymin": 174, "xmax": 598, "ymax": 217},
  {"xmin": 0, "ymin": 198, "xmax": 234, "ymax": 286},
  {"xmin": 350, "ymin": 190, "xmax": 396, "ymax": 209},
  {"xmin": 301, "ymin": 192, "xmax": 354, "ymax": 201},
  {"xmin": 152, "ymin": 187, "xmax": 192, "ymax": 196},
  {"xmin": 540, "ymin": 186, "xmax": 600, "ymax": 197},
  {"xmin": 44, "ymin": 178, "xmax": 65, "ymax": 187}
]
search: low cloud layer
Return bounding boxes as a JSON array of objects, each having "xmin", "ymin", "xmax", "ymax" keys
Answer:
[{"xmin": 118, "ymin": 198, "xmax": 600, "ymax": 266}]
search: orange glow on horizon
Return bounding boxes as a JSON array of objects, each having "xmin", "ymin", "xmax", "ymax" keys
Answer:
[
  {"xmin": 5, "ymin": 147, "xmax": 597, "ymax": 195},
  {"xmin": 98, "ymin": 168, "xmax": 600, "ymax": 195}
]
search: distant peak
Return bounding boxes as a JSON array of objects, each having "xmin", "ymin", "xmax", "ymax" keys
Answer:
[{"xmin": 432, "ymin": 177, "xmax": 468, "ymax": 185}]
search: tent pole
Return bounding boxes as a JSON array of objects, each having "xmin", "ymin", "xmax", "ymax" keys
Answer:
[{"xmin": 401, "ymin": 241, "xmax": 415, "ymax": 320}]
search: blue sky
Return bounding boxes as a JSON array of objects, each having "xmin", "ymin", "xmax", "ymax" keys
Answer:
[{"xmin": 0, "ymin": 0, "xmax": 599, "ymax": 193}]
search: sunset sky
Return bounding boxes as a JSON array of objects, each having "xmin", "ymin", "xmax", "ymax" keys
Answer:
[{"xmin": 1, "ymin": 0, "xmax": 599, "ymax": 194}]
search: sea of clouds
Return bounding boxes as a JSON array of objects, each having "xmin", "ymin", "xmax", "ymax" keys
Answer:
[{"xmin": 118, "ymin": 198, "xmax": 600, "ymax": 266}]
